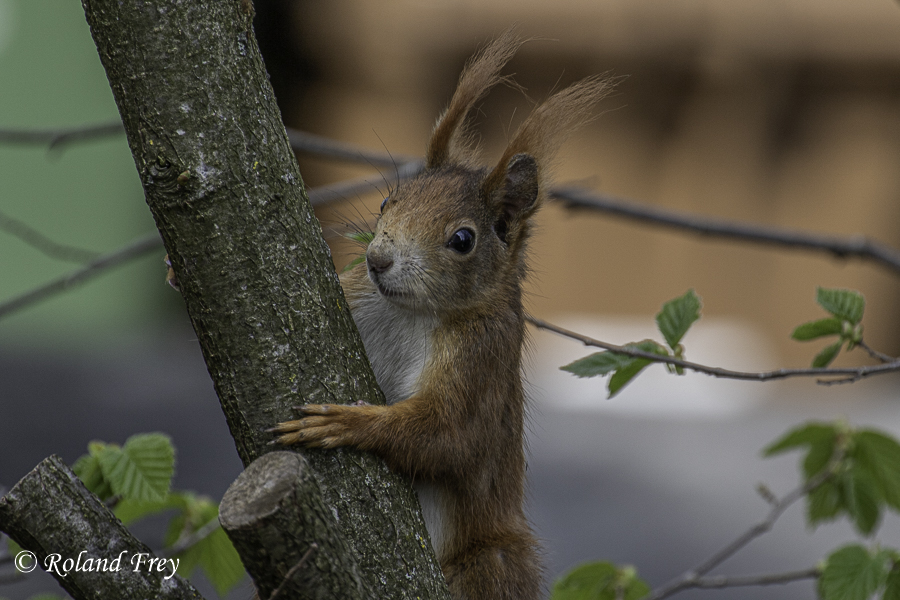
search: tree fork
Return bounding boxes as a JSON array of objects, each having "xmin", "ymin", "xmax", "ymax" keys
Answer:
[{"xmin": 80, "ymin": 0, "xmax": 448, "ymax": 597}]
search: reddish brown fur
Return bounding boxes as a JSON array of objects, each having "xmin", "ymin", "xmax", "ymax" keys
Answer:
[{"xmin": 273, "ymin": 33, "xmax": 614, "ymax": 600}]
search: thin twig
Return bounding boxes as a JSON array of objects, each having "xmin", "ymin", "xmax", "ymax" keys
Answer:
[
  {"xmin": 287, "ymin": 128, "xmax": 415, "ymax": 169},
  {"xmin": 527, "ymin": 314, "xmax": 900, "ymax": 383},
  {"xmin": 160, "ymin": 517, "xmax": 221, "ymax": 558},
  {"xmin": 267, "ymin": 543, "xmax": 319, "ymax": 600},
  {"xmin": 857, "ymin": 339, "xmax": 895, "ymax": 364},
  {"xmin": 646, "ymin": 454, "xmax": 839, "ymax": 600},
  {"xmin": 307, "ymin": 159, "xmax": 424, "ymax": 206},
  {"xmin": 0, "ymin": 208, "xmax": 100, "ymax": 263},
  {"xmin": 0, "ymin": 233, "xmax": 163, "ymax": 321},
  {"xmin": 0, "ymin": 121, "xmax": 125, "ymax": 150},
  {"xmin": 553, "ymin": 187, "xmax": 900, "ymax": 277},
  {"xmin": 0, "ymin": 120, "xmax": 416, "ymax": 168},
  {"xmin": 688, "ymin": 568, "xmax": 820, "ymax": 589}
]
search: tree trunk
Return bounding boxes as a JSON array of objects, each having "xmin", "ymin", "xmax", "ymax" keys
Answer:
[{"xmin": 77, "ymin": 0, "xmax": 449, "ymax": 597}]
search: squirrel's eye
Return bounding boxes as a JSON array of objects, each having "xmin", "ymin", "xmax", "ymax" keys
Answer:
[
  {"xmin": 447, "ymin": 228, "xmax": 475, "ymax": 254},
  {"xmin": 380, "ymin": 196, "xmax": 389, "ymax": 213}
]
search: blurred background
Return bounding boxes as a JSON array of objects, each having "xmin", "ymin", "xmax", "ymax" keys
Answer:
[{"xmin": 1, "ymin": 0, "xmax": 900, "ymax": 598}]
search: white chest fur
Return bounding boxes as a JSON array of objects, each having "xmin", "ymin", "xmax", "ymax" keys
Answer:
[
  {"xmin": 348, "ymin": 291, "xmax": 450, "ymax": 557},
  {"xmin": 349, "ymin": 291, "xmax": 433, "ymax": 405}
]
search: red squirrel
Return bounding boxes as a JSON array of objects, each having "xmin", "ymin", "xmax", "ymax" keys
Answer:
[{"xmin": 271, "ymin": 31, "xmax": 613, "ymax": 600}]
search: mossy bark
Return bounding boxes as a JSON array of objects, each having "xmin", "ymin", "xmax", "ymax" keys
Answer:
[
  {"xmin": 78, "ymin": 0, "xmax": 449, "ymax": 597},
  {"xmin": 0, "ymin": 456, "xmax": 205, "ymax": 600}
]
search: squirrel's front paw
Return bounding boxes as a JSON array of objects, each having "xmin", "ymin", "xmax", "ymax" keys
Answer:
[{"xmin": 268, "ymin": 404, "xmax": 364, "ymax": 448}]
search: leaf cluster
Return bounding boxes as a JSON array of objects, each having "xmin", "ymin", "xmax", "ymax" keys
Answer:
[
  {"xmin": 71, "ymin": 433, "xmax": 244, "ymax": 597},
  {"xmin": 561, "ymin": 290, "xmax": 701, "ymax": 397},
  {"xmin": 791, "ymin": 288, "xmax": 865, "ymax": 367},
  {"xmin": 764, "ymin": 422, "xmax": 900, "ymax": 536}
]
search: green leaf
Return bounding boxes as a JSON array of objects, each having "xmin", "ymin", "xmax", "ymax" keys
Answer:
[
  {"xmin": 763, "ymin": 423, "xmax": 843, "ymax": 527},
  {"xmin": 551, "ymin": 562, "xmax": 648, "ymax": 600},
  {"xmin": 99, "ymin": 433, "xmax": 175, "ymax": 502},
  {"xmin": 656, "ymin": 289, "xmax": 701, "ymax": 350},
  {"xmin": 763, "ymin": 422, "xmax": 837, "ymax": 459},
  {"xmin": 813, "ymin": 340, "xmax": 844, "ymax": 368},
  {"xmin": 114, "ymin": 491, "xmax": 189, "ymax": 526},
  {"xmin": 852, "ymin": 430, "xmax": 900, "ymax": 511},
  {"xmin": 552, "ymin": 561, "xmax": 618, "ymax": 600},
  {"xmin": 817, "ymin": 288, "xmax": 865, "ymax": 324},
  {"xmin": 807, "ymin": 479, "xmax": 844, "ymax": 527},
  {"xmin": 884, "ymin": 564, "xmax": 900, "ymax": 600},
  {"xmin": 166, "ymin": 495, "xmax": 245, "ymax": 597},
  {"xmin": 842, "ymin": 470, "xmax": 882, "ymax": 536},
  {"xmin": 792, "ymin": 318, "xmax": 843, "ymax": 341},
  {"xmin": 802, "ymin": 436, "xmax": 838, "ymax": 480},
  {"xmin": 72, "ymin": 451, "xmax": 114, "ymax": 500},
  {"xmin": 607, "ymin": 358, "xmax": 652, "ymax": 398},
  {"xmin": 561, "ymin": 351, "xmax": 633, "ymax": 378},
  {"xmin": 607, "ymin": 341, "xmax": 668, "ymax": 398},
  {"xmin": 195, "ymin": 527, "xmax": 246, "ymax": 597},
  {"xmin": 819, "ymin": 545, "xmax": 886, "ymax": 600}
]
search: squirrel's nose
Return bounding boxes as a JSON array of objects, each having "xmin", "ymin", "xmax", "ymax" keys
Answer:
[{"xmin": 367, "ymin": 253, "xmax": 394, "ymax": 274}]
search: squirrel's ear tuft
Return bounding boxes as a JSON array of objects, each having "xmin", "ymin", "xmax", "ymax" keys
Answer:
[
  {"xmin": 483, "ymin": 75, "xmax": 616, "ymax": 197},
  {"xmin": 426, "ymin": 29, "xmax": 522, "ymax": 169},
  {"xmin": 483, "ymin": 75, "xmax": 616, "ymax": 246},
  {"xmin": 489, "ymin": 153, "xmax": 538, "ymax": 244}
]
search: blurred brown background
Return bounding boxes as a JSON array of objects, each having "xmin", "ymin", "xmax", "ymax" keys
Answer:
[
  {"xmin": 2, "ymin": 3, "xmax": 900, "ymax": 598},
  {"xmin": 260, "ymin": 0, "xmax": 900, "ymax": 367}
]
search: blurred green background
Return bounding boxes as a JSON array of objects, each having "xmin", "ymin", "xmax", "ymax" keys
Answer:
[{"xmin": 0, "ymin": 0, "xmax": 167, "ymax": 350}]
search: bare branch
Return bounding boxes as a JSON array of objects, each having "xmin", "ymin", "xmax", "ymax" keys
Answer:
[
  {"xmin": 553, "ymin": 187, "xmax": 900, "ymax": 276},
  {"xmin": 8, "ymin": 122, "xmax": 900, "ymax": 280},
  {"xmin": 0, "ymin": 165, "xmax": 425, "ymax": 323},
  {"xmin": 0, "ymin": 233, "xmax": 163, "ymax": 321},
  {"xmin": 159, "ymin": 517, "xmax": 220, "ymax": 559},
  {"xmin": 646, "ymin": 452, "xmax": 839, "ymax": 600},
  {"xmin": 307, "ymin": 159, "xmax": 424, "ymax": 206},
  {"xmin": 0, "ymin": 120, "xmax": 415, "ymax": 169},
  {"xmin": 857, "ymin": 339, "xmax": 895, "ymax": 364},
  {"xmin": 0, "ymin": 121, "xmax": 124, "ymax": 150},
  {"xmin": 688, "ymin": 568, "xmax": 820, "ymax": 590},
  {"xmin": 527, "ymin": 315, "xmax": 900, "ymax": 383},
  {"xmin": 0, "ymin": 208, "xmax": 100, "ymax": 263},
  {"xmin": 287, "ymin": 128, "xmax": 415, "ymax": 169}
]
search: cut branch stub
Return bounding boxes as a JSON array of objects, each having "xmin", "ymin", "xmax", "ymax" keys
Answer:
[{"xmin": 219, "ymin": 451, "xmax": 366, "ymax": 599}]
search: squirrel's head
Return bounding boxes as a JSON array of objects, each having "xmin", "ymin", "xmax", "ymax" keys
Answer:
[{"xmin": 365, "ymin": 30, "xmax": 614, "ymax": 316}]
